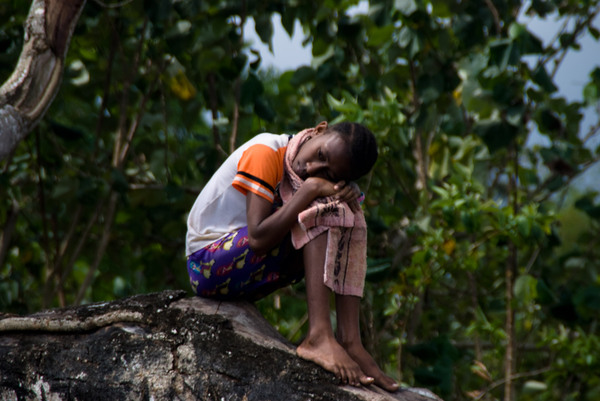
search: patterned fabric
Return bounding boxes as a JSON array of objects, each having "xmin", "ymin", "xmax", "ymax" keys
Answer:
[
  {"xmin": 187, "ymin": 226, "xmax": 303, "ymax": 301},
  {"xmin": 279, "ymin": 125, "xmax": 368, "ymax": 297}
]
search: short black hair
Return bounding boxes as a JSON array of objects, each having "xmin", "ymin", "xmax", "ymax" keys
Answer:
[{"xmin": 328, "ymin": 122, "xmax": 378, "ymax": 181}]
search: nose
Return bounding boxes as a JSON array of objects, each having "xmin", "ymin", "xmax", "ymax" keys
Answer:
[{"xmin": 306, "ymin": 160, "xmax": 327, "ymax": 177}]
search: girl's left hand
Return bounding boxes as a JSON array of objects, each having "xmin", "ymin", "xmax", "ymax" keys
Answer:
[{"xmin": 333, "ymin": 181, "xmax": 361, "ymax": 213}]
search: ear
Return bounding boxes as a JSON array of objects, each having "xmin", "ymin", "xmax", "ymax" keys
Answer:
[{"xmin": 314, "ymin": 121, "xmax": 328, "ymax": 135}]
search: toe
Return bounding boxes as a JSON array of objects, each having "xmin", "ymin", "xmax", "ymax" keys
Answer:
[{"xmin": 382, "ymin": 380, "xmax": 399, "ymax": 392}]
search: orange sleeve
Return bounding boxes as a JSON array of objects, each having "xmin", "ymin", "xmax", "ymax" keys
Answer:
[{"xmin": 232, "ymin": 144, "xmax": 286, "ymax": 202}]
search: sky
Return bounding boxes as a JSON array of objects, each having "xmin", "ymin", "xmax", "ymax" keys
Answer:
[{"xmin": 244, "ymin": 15, "xmax": 312, "ymax": 71}]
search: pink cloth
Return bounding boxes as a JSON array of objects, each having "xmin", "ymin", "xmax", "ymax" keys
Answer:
[{"xmin": 279, "ymin": 125, "xmax": 367, "ymax": 297}]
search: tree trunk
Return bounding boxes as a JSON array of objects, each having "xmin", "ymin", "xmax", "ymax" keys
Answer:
[
  {"xmin": 0, "ymin": 0, "xmax": 86, "ymax": 160},
  {"xmin": 0, "ymin": 290, "xmax": 443, "ymax": 401}
]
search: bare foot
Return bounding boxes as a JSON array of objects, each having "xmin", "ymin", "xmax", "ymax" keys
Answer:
[
  {"xmin": 343, "ymin": 342, "xmax": 399, "ymax": 392},
  {"xmin": 297, "ymin": 334, "xmax": 374, "ymax": 387}
]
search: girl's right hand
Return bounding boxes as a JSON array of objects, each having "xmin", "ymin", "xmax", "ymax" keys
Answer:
[
  {"xmin": 304, "ymin": 178, "xmax": 361, "ymax": 212},
  {"xmin": 304, "ymin": 176, "xmax": 339, "ymax": 199}
]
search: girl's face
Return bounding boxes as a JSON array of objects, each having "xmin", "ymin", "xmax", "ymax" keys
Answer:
[{"xmin": 292, "ymin": 132, "xmax": 352, "ymax": 182}]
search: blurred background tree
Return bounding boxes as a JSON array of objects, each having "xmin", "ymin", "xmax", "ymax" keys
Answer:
[{"xmin": 1, "ymin": 1, "xmax": 599, "ymax": 400}]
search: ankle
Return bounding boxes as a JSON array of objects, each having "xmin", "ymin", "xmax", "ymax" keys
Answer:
[
  {"xmin": 336, "ymin": 335, "xmax": 363, "ymax": 351},
  {"xmin": 303, "ymin": 329, "xmax": 335, "ymax": 346}
]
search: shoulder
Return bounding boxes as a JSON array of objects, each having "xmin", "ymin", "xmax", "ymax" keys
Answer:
[
  {"xmin": 237, "ymin": 133, "xmax": 289, "ymax": 167},
  {"xmin": 242, "ymin": 133, "xmax": 290, "ymax": 151},
  {"xmin": 233, "ymin": 134, "xmax": 289, "ymax": 202}
]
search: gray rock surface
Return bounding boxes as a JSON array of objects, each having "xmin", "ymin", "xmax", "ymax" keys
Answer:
[{"xmin": 0, "ymin": 290, "xmax": 442, "ymax": 401}]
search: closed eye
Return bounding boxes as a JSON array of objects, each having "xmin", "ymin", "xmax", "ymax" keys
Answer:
[{"xmin": 317, "ymin": 148, "xmax": 338, "ymax": 181}]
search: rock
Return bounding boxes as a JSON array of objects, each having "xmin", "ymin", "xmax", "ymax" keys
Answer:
[{"xmin": 0, "ymin": 290, "xmax": 443, "ymax": 401}]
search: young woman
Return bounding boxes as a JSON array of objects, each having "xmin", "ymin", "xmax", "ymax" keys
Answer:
[{"xmin": 186, "ymin": 121, "xmax": 398, "ymax": 392}]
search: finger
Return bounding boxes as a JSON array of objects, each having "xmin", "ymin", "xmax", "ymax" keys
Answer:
[
  {"xmin": 348, "ymin": 199, "xmax": 360, "ymax": 213},
  {"xmin": 336, "ymin": 189, "xmax": 359, "ymax": 208},
  {"xmin": 333, "ymin": 180, "xmax": 346, "ymax": 191},
  {"xmin": 335, "ymin": 188, "xmax": 352, "ymax": 201},
  {"xmin": 346, "ymin": 182, "xmax": 360, "ymax": 197}
]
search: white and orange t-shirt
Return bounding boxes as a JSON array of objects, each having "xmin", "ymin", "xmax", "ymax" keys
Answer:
[{"xmin": 185, "ymin": 133, "xmax": 289, "ymax": 256}]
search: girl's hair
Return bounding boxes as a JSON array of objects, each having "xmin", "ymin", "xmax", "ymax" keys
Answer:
[{"xmin": 328, "ymin": 122, "xmax": 378, "ymax": 181}]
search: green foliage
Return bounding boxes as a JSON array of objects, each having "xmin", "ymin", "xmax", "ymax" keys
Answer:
[{"xmin": 2, "ymin": 0, "xmax": 600, "ymax": 400}]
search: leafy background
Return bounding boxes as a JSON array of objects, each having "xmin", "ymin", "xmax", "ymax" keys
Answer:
[{"xmin": 1, "ymin": 0, "xmax": 600, "ymax": 400}]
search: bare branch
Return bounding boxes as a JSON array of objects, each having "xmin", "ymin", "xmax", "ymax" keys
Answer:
[
  {"xmin": 475, "ymin": 366, "xmax": 552, "ymax": 400},
  {"xmin": 0, "ymin": 0, "xmax": 86, "ymax": 160},
  {"xmin": 0, "ymin": 310, "xmax": 143, "ymax": 332},
  {"xmin": 74, "ymin": 192, "xmax": 119, "ymax": 305},
  {"xmin": 208, "ymin": 73, "xmax": 228, "ymax": 158},
  {"xmin": 483, "ymin": 0, "xmax": 502, "ymax": 37}
]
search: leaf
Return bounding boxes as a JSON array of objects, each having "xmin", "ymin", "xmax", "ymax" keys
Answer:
[
  {"xmin": 111, "ymin": 169, "xmax": 129, "ymax": 194},
  {"xmin": 366, "ymin": 25, "xmax": 395, "ymax": 47},
  {"xmin": 397, "ymin": 26, "xmax": 414, "ymax": 48},
  {"xmin": 430, "ymin": 0, "xmax": 452, "ymax": 18},
  {"xmin": 465, "ymin": 390, "xmax": 483, "ymax": 399},
  {"xmin": 280, "ymin": 12, "xmax": 296, "ymax": 37},
  {"xmin": 470, "ymin": 360, "xmax": 492, "ymax": 382},
  {"xmin": 529, "ymin": 0, "xmax": 556, "ymax": 17},
  {"xmin": 488, "ymin": 40, "xmax": 520, "ymax": 70},
  {"xmin": 509, "ymin": 23, "xmax": 543, "ymax": 54},
  {"xmin": 241, "ymin": 73, "xmax": 264, "ymax": 105},
  {"xmin": 574, "ymin": 196, "xmax": 600, "ymax": 219},
  {"xmin": 523, "ymin": 380, "xmax": 548, "ymax": 392},
  {"xmin": 532, "ymin": 65, "xmax": 558, "ymax": 93},
  {"xmin": 326, "ymin": 93, "xmax": 360, "ymax": 114},
  {"xmin": 366, "ymin": 259, "xmax": 393, "ymax": 281},
  {"xmin": 167, "ymin": 71, "xmax": 197, "ymax": 101},
  {"xmin": 441, "ymin": 239, "xmax": 455, "ymax": 256},
  {"xmin": 51, "ymin": 178, "xmax": 77, "ymax": 200},
  {"xmin": 573, "ymin": 286, "xmax": 600, "ymax": 319},
  {"xmin": 514, "ymin": 274, "xmax": 538, "ymax": 304},
  {"xmin": 394, "ymin": 0, "xmax": 418, "ymax": 15},
  {"xmin": 254, "ymin": 14, "xmax": 274, "ymax": 50},
  {"xmin": 290, "ymin": 66, "xmax": 315, "ymax": 86},
  {"xmin": 173, "ymin": 0, "xmax": 202, "ymax": 18},
  {"xmin": 254, "ymin": 96, "xmax": 275, "ymax": 122},
  {"xmin": 536, "ymin": 280, "xmax": 556, "ymax": 305},
  {"xmin": 516, "ymin": 215, "xmax": 531, "ymax": 238},
  {"xmin": 583, "ymin": 82, "xmax": 598, "ymax": 104},
  {"xmin": 417, "ymin": 74, "xmax": 444, "ymax": 103},
  {"xmin": 144, "ymin": 0, "xmax": 171, "ymax": 23},
  {"xmin": 50, "ymin": 120, "xmax": 84, "ymax": 141},
  {"xmin": 312, "ymin": 37, "xmax": 330, "ymax": 57},
  {"xmin": 474, "ymin": 119, "xmax": 519, "ymax": 152}
]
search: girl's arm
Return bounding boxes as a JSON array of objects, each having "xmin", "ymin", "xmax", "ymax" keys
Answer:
[{"xmin": 246, "ymin": 177, "xmax": 357, "ymax": 254}]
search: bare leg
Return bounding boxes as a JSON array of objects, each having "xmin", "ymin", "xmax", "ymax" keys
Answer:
[
  {"xmin": 296, "ymin": 232, "xmax": 374, "ymax": 387},
  {"xmin": 335, "ymin": 294, "xmax": 399, "ymax": 392}
]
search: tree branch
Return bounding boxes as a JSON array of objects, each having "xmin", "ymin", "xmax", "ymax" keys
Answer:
[
  {"xmin": 0, "ymin": 310, "xmax": 144, "ymax": 332},
  {"xmin": 74, "ymin": 192, "xmax": 118, "ymax": 305},
  {"xmin": 208, "ymin": 72, "xmax": 227, "ymax": 158},
  {"xmin": 475, "ymin": 366, "xmax": 552, "ymax": 401},
  {"xmin": 0, "ymin": 0, "xmax": 86, "ymax": 160}
]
